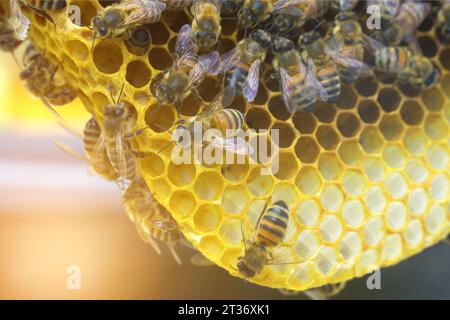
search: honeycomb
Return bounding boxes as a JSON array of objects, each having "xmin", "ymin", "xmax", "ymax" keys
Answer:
[{"xmin": 16, "ymin": 1, "xmax": 450, "ymax": 291}]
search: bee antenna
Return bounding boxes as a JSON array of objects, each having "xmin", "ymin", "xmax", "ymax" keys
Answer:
[
  {"xmin": 312, "ymin": 19, "xmax": 326, "ymax": 32},
  {"xmin": 90, "ymin": 34, "xmax": 96, "ymax": 52},
  {"xmin": 157, "ymin": 141, "xmax": 175, "ymax": 154},
  {"xmin": 117, "ymin": 83, "xmax": 125, "ymax": 102}
]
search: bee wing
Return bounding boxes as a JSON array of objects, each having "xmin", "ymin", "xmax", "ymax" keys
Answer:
[
  {"xmin": 211, "ymin": 136, "xmax": 253, "ymax": 156},
  {"xmin": 115, "ymin": 129, "xmax": 129, "ymax": 180},
  {"xmin": 93, "ymin": 132, "xmax": 107, "ymax": 160},
  {"xmin": 191, "ymin": 0, "xmax": 221, "ymax": 18},
  {"xmin": 9, "ymin": 0, "xmax": 30, "ymax": 41},
  {"xmin": 325, "ymin": 42, "xmax": 373, "ymax": 78},
  {"xmin": 121, "ymin": 0, "xmax": 166, "ymax": 26},
  {"xmin": 213, "ymin": 46, "xmax": 239, "ymax": 74},
  {"xmin": 403, "ymin": 31, "xmax": 423, "ymax": 55},
  {"xmin": 272, "ymin": 0, "xmax": 307, "ymax": 11},
  {"xmin": 190, "ymin": 252, "xmax": 215, "ymax": 267},
  {"xmin": 279, "ymin": 67, "xmax": 297, "ymax": 114},
  {"xmin": 362, "ymin": 33, "xmax": 386, "ymax": 51},
  {"xmin": 175, "ymin": 24, "xmax": 197, "ymax": 56},
  {"xmin": 188, "ymin": 50, "xmax": 219, "ymax": 88},
  {"xmin": 242, "ymin": 58, "xmax": 261, "ymax": 102},
  {"xmin": 305, "ymin": 58, "xmax": 329, "ymax": 102}
]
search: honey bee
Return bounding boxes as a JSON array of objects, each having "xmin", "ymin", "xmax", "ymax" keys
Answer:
[
  {"xmin": 124, "ymin": 26, "xmax": 152, "ymax": 55},
  {"xmin": 268, "ymin": 0, "xmax": 328, "ymax": 35},
  {"xmin": 191, "ymin": 0, "xmax": 222, "ymax": 51},
  {"xmin": 237, "ymin": 0, "xmax": 273, "ymax": 29},
  {"xmin": 222, "ymin": 0, "xmax": 244, "ymax": 16},
  {"xmin": 9, "ymin": 0, "xmax": 30, "ymax": 40},
  {"xmin": 367, "ymin": 0, "xmax": 400, "ymax": 16},
  {"xmin": 90, "ymin": 0, "xmax": 166, "ymax": 40},
  {"xmin": 160, "ymin": 91, "xmax": 249, "ymax": 155},
  {"xmin": 303, "ymin": 282, "xmax": 347, "ymax": 300},
  {"xmin": 371, "ymin": 1, "xmax": 430, "ymax": 53},
  {"xmin": 329, "ymin": 12, "xmax": 373, "ymax": 84},
  {"xmin": 237, "ymin": 199, "xmax": 291, "ymax": 278},
  {"xmin": 154, "ymin": 24, "xmax": 219, "ymax": 109},
  {"xmin": 216, "ymin": 29, "xmax": 271, "ymax": 103},
  {"xmin": 161, "ymin": 0, "xmax": 193, "ymax": 11},
  {"xmin": 122, "ymin": 177, "xmax": 183, "ymax": 264},
  {"xmin": 272, "ymin": 36, "xmax": 327, "ymax": 113},
  {"xmin": 298, "ymin": 31, "xmax": 341, "ymax": 103},
  {"xmin": 19, "ymin": 43, "xmax": 77, "ymax": 106},
  {"xmin": 331, "ymin": 0, "xmax": 359, "ymax": 12},
  {"xmin": 369, "ymin": 39, "xmax": 439, "ymax": 88},
  {"xmin": 438, "ymin": 0, "xmax": 450, "ymax": 42},
  {"xmin": 0, "ymin": 16, "xmax": 23, "ymax": 61}
]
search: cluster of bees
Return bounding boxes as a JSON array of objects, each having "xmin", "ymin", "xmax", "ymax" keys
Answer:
[{"xmin": 1, "ymin": 0, "xmax": 449, "ymax": 297}]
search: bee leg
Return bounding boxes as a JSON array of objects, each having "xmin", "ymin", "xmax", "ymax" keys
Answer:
[
  {"xmin": 167, "ymin": 242, "xmax": 182, "ymax": 265},
  {"xmin": 24, "ymin": 5, "xmax": 56, "ymax": 27},
  {"xmin": 192, "ymin": 89, "xmax": 205, "ymax": 105}
]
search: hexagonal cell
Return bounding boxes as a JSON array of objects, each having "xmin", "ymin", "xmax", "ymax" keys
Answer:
[
  {"xmin": 292, "ymin": 111, "xmax": 317, "ymax": 134},
  {"xmin": 254, "ymin": 83, "xmax": 269, "ymax": 106},
  {"xmin": 295, "ymin": 167, "xmax": 323, "ymax": 196},
  {"xmin": 400, "ymin": 100, "xmax": 425, "ymax": 126},
  {"xmin": 380, "ymin": 235, "xmax": 403, "ymax": 263},
  {"xmin": 336, "ymin": 85, "xmax": 357, "ymax": 109},
  {"xmin": 64, "ymin": 40, "xmax": 89, "ymax": 61},
  {"xmin": 125, "ymin": 27, "xmax": 152, "ymax": 56},
  {"xmin": 403, "ymin": 128, "xmax": 428, "ymax": 155},
  {"xmin": 363, "ymin": 217, "xmax": 385, "ymax": 246},
  {"xmin": 398, "ymin": 81, "xmax": 421, "ymax": 98},
  {"xmin": 358, "ymin": 100, "xmax": 380, "ymax": 124},
  {"xmin": 359, "ymin": 127, "xmax": 384, "ymax": 154},
  {"xmin": 296, "ymin": 230, "xmax": 320, "ymax": 259},
  {"xmin": 407, "ymin": 188, "xmax": 429, "ymax": 216},
  {"xmin": 402, "ymin": 220, "xmax": 424, "ymax": 249},
  {"xmin": 147, "ymin": 22, "xmax": 170, "ymax": 45},
  {"xmin": 426, "ymin": 143, "xmax": 449, "ymax": 169},
  {"xmin": 316, "ymin": 125, "xmax": 339, "ymax": 151},
  {"xmin": 126, "ymin": 61, "xmax": 152, "ymax": 88},
  {"xmin": 442, "ymin": 74, "xmax": 450, "ymax": 99},
  {"xmin": 439, "ymin": 48, "xmax": 450, "ymax": 70},
  {"xmin": 384, "ymin": 172, "xmax": 408, "ymax": 199},
  {"xmin": 430, "ymin": 173, "xmax": 449, "ymax": 201},
  {"xmin": 194, "ymin": 204, "xmax": 223, "ymax": 232},
  {"xmin": 424, "ymin": 114, "xmax": 448, "ymax": 140},
  {"xmin": 271, "ymin": 122, "xmax": 296, "ymax": 149},
  {"xmin": 145, "ymin": 103, "xmax": 175, "ymax": 133},
  {"xmin": 164, "ymin": 9, "xmax": 191, "ymax": 32},
  {"xmin": 343, "ymin": 200, "xmax": 365, "ymax": 228},
  {"xmin": 354, "ymin": 76, "xmax": 378, "ymax": 97},
  {"xmin": 167, "ymin": 162, "xmax": 196, "ymax": 186},
  {"xmin": 318, "ymin": 153, "xmax": 343, "ymax": 181},
  {"xmin": 198, "ymin": 77, "xmax": 221, "ymax": 102},
  {"xmin": 315, "ymin": 247, "xmax": 338, "ymax": 276},
  {"xmin": 245, "ymin": 107, "xmax": 272, "ymax": 130},
  {"xmin": 264, "ymin": 69, "xmax": 280, "ymax": 92},
  {"xmin": 313, "ymin": 103, "xmax": 336, "ymax": 123},
  {"xmin": 337, "ymin": 112, "xmax": 361, "ymax": 138},
  {"xmin": 383, "ymin": 144, "xmax": 406, "ymax": 169},
  {"xmin": 194, "ymin": 171, "xmax": 224, "ymax": 200},
  {"xmin": 246, "ymin": 168, "xmax": 274, "ymax": 197},
  {"xmin": 61, "ymin": 53, "xmax": 79, "ymax": 74},
  {"xmin": 221, "ymin": 185, "xmax": 249, "ymax": 214},
  {"xmin": 319, "ymin": 215, "xmax": 343, "ymax": 243},
  {"xmin": 338, "ymin": 140, "xmax": 364, "ymax": 167},
  {"xmin": 91, "ymin": 91, "xmax": 109, "ymax": 111},
  {"xmin": 379, "ymin": 114, "xmax": 405, "ymax": 141},
  {"xmin": 421, "ymin": 87, "xmax": 445, "ymax": 111},
  {"xmin": 271, "ymin": 183, "xmax": 299, "ymax": 208},
  {"xmin": 418, "ymin": 36, "xmax": 437, "ymax": 57},
  {"xmin": 363, "ymin": 157, "xmax": 385, "ymax": 182},
  {"xmin": 295, "ymin": 137, "xmax": 320, "ymax": 164},
  {"xmin": 405, "ymin": 159, "xmax": 429, "ymax": 184},
  {"xmin": 355, "ymin": 249, "xmax": 379, "ymax": 277},
  {"xmin": 288, "ymin": 262, "xmax": 316, "ymax": 288},
  {"xmin": 320, "ymin": 185, "xmax": 343, "ymax": 212},
  {"xmin": 268, "ymin": 95, "xmax": 291, "ymax": 121},
  {"xmin": 425, "ymin": 204, "xmax": 447, "ymax": 235},
  {"xmin": 148, "ymin": 47, "xmax": 173, "ymax": 70},
  {"xmin": 385, "ymin": 201, "xmax": 407, "ymax": 232},
  {"xmin": 296, "ymin": 199, "xmax": 320, "ymax": 227},
  {"xmin": 139, "ymin": 152, "xmax": 164, "ymax": 177},
  {"xmin": 221, "ymin": 163, "xmax": 249, "ymax": 183},
  {"xmin": 169, "ymin": 190, "xmax": 197, "ymax": 218},
  {"xmin": 149, "ymin": 178, "xmax": 171, "ymax": 199},
  {"xmin": 70, "ymin": 0, "xmax": 97, "ymax": 27},
  {"xmin": 364, "ymin": 186, "xmax": 387, "ymax": 214},
  {"xmin": 199, "ymin": 235, "xmax": 224, "ymax": 257},
  {"xmin": 275, "ymin": 152, "xmax": 299, "ymax": 180},
  {"xmin": 342, "ymin": 171, "xmax": 365, "ymax": 197},
  {"xmin": 220, "ymin": 219, "xmax": 243, "ymax": 246},
  {"xmin": 93, "ymin": 40, "xmax": 123, "ymax": 74},
  {"xmin": 339, "ymin": 232, "xmax": 362, "ymax": 262}
]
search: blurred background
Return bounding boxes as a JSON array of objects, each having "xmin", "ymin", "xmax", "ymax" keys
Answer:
[{"xmin": 0, "ymin": 51, "xmax": 449, "ymax": 300}]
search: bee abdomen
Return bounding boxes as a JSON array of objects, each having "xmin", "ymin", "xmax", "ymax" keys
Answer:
[
  {"xmin": 318, "ymin": 69, "xmax": 341, "ymax": 102},
  {"xmin": 256, "ymin": 200, "xmax": 289, "ymax": 247},
  {"xmin": 27, "ymin": 0, "xmax": 67, "ymax": 10},
  {"xmin": 225, "ymin": 63, "xmax": 250, "ymax": 90},
  {"xmin": 107, "ymin": 142, "xmax": 136, "ymax": 180},
  {"xmin": 210, "ymin": 109, "xmax": 244, "ymax": 134}
]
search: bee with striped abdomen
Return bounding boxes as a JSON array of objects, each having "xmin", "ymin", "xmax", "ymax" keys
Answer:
[
  {"xmin": 19, "ymin": 43, "xmax": 77, "ymax": 106},
  {"xmin": 90, "ymin": 0, "xmax": 166, "ymax": 40},
  {"xmin": 217, "ymin": 29, "xmax": 271, "ymax": 103},
  {"xmin": 154, "ymin": 24, "xmax": 219, "ymax": 110},
  {"xmin": 237, "ymin": 199, "xmax": 291, "ymax": 278},
  {"xmin": 191, "ymin": 0, "xmax": 222, "ymax": 51},
  {"xmin": 299, "ymin": 31, "xmax": 340, "ymax": 103},
  {"xmin": 438, "ymin": 0, "xmax": 450, "ymax": 42},
  {"xmin": 268, "ymin": 0, "xmax": 328, "ymax": 36},
  {"xmin": 272, "ymin": 36, "xmax": 327, "ymax": 113},
  {"xmin": 124, "ymin": 26, "xmax": 152, "ymax": 55},
  {"xmin": 328, "ymin": 11, "xmax": 373, "ymax": 84},
  {"xmin": 371, "ymin": 0, "xmax": 430, "ymax": 53}
]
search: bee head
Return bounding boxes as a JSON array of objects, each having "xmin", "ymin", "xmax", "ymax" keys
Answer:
[
  {"xmin": 91, "ymin": 16, "xmax": 109, "ymax": 38},
  {"xmin": 273, "ymin": 37, "xmax": 294, "ymax": 54},
  {"xmin": 251, "ymin": 29, "xmax": 271, "ymax": 49},
  {"xmin": 299, "ymin": 31, "xmax": 320, "ymax": 47},
  {"xmin": 131, "ymin": 27, "xmax": 151, "ymax": 47},
  {"xmin": 238, "ymin": 7, "xmax": 257, "ymax": 29},
  {"xmin": 104, "ymin": 103, "xmax": 126, "ymax": 120},
  {"xmin": 156, "ymin": 84, "xmax": 175, "ymax": 105}
]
